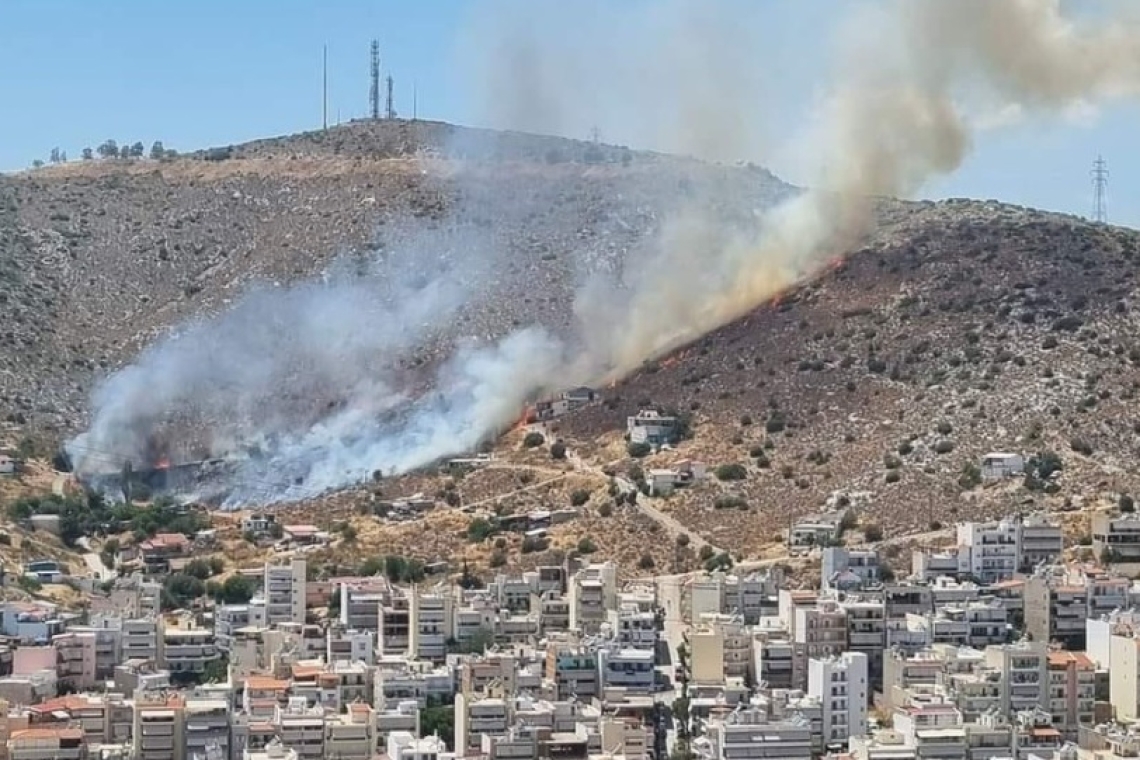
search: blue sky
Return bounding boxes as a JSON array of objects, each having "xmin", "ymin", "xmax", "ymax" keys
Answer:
[{"xmin": 2, "ymin": 0, "xmax": 1137, "ymax": 227}]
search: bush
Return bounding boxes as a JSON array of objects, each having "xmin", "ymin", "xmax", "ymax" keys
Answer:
[
  {"xmin": 958, "ymin": 463, "xmax": 982, "ymax": 490},
  {"xmin": 570, "ymin": 489, "xmax": 591, "ymax": 507},
  {"xmin": 765, "ymin": 414, "xmax": 786, "ymax": 433},
  {"xmin": 577, "ymin": 537, "xmax": 597, "ymax": 554},
  {"xmin": 598, "ymin": 503, "xmax": 614, "ymax": 518},
  {"xmin": 714, "ymin": 495, "xmax": 748, "ymax": 510},
  {"xmin": 863, "ymin": 524, "xmax": 884, "ymax": 542},
  {"xmin": 933, "ymin": 439, "xmax": 955, "ymax": 454},
  {"xmin": 883, "ymin": 454, "xmax": 902, "ymax": 470},
  {"xmin": 715, "ymin": 463, "xmax": 747, "ymax": 481},
  {"xmin": 1070, "ymin": 438, "xmax": 1094, "ymax": 456},
  {"xmin": 466, "ymin": 518, "xmax": 497, "ymax": 543},
  {"xmin": 638, "ymin": 553, "xmax": 656, "ymax": 570},
  {"xmin": 550, "ymin": 441, "xmax": 567, "ymax": 460},
  {"xmin": 675, "ymin": 533, "xmax": 690, "ymax": 548},
  {"xmin": 885, "ymin": 470, "xmax": 901, "ymax": 484},
  {"xmin": 740, "ymin": 414, "xmax": 753, "ymax": 426},
  {"xmin": 522, "ymin": 432, "xmax": 545, "ymax": 449},
  {"xmin": 698, "ymin": 545, "xmax": 715, "ymax": 561},
  {"xmin": 627, "ymin": 442, "xmax": 652, "ymax": 458},
  {"xmin": 935, "ymin": 421, "xmax": 953, "ymax": 435},
  {"xmin": 1121, "ymin": 494, "xmax": 1136, "ymax": 513},
  {"xmin": 489, "ymin": 549, "xmax": 507, "ymax": 568},
  {"xmin": 521, "ymin": 535, "xmax": 549, "ymax": 554}
]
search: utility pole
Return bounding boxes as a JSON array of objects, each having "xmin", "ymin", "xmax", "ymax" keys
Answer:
[
  {"xmin": 385, "ymin": 74, "xmax": 396, "ymax": 119},
  {"xmin": 369, "ymin": 40, "xmax": 381, "ymax": 120},
  {"xmin": 1092, "ymin": 155, "xmax": 1109, "ymax": 223},
  {"xmin": 322, "ymin": 44, "xmax": 328, "ymax": 131}
]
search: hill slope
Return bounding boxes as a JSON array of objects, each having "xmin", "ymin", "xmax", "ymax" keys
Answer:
[
  {"xmin": 560, "ymin": 200, "xmax": 1140, "ymax": 550},
  {"xmin": 0, "ymin": 120, "xmax": 787, "ymax": 449}
]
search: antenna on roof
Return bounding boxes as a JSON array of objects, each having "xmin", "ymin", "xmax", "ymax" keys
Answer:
[{"xmin": 369, "ymin": 40, "xmax": 381, "ymax": 120}]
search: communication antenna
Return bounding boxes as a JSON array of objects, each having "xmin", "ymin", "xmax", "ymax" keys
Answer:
[
  {"xmin": 413, "ymin": 81, "xmax": 418, "ymax": 121},
  {"xmin": 322, "ymin": 44, "xmax": 328, "ymax": 131},
  {"xmin": 385, "ymin": 74, "xmax": 396, "ymax": 119},
  {"xmin": 1091, "ymin": 155, "xmax": 1109, "ymax": 223},
  {"xmin": 370, "ymin": 40, "xmax": 381, "ymax": 120}
]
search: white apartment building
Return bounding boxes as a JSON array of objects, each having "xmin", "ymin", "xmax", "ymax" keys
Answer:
[
  {"xmin": 327, "ymin": 626, "xmax": 375, "ymax": 665},
  {"xmin": 958, "ymin": 520, "xmax": 1020, "ymax": 584},
  {"xmin": 264, "ymin": 559, "xmax": 307, "ymax": 626},
  {"xmin": 808, "ymin": 651, "xmax": 869, "ymax": 748},
  {"xmin": 324, "ymin": 704, "xmax": 374, "ymax": 760},
  {"xmin": 388, "ymin": 731, "xmax": 448, "ymax": 760},
  {"xmin": 598, "ymin": 647, "xmax": 655, "ymax": 691},
  {"xmin": 703, "ymin": 704, "xmax": 813, "ymax": 760},
  {"xmin": 162, "ymin": 624, "xmax": 220, "ymax": 677},
  {"xmin": 276, "ymin": 697, "xmax": 326, "ymax": 760},
  {"xmin": 215, "ymin": 604, "xmax": 251, "ymax": 653},
  {"xmin": 1092, "ymin": 511, "xmax": 1140, "ymax": 564},
  {"xmin": 822, "ymin": 548, "xmax": 881, "ymax": 591},
  {"xmin": 454, "ymin": 693, "xmax": 509, "ymax": 757},
  {"xmin": 609, "ymin": 604, "xmax": 657, "ymax": 649}
]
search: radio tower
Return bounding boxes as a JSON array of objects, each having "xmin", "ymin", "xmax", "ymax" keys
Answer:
[
  {"xmin": 369, "ymin": 40, "xmax": 381, "ymax": 120},
  {"xmin": 1091, "ymin": 155, "xmax": 1109, "ymax": 223},
  {"xmin": 385, "ymin": 74, "xmax": 396, "ymax": 119}
]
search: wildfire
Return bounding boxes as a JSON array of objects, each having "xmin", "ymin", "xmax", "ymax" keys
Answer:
[
  {"xmin": 659, "ymin": 348, "xmax": 691, "ymax": 370},
  {"xmin": 154, "ymin": 458, "xmax": 171, "ymax": 470}
]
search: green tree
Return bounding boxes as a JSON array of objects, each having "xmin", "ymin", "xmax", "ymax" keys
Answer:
[
  {"xmin": 149, "ymin": 141, "xmax": 165, "ymax": 160},
  {"xmin": 466, "ymin": 518, "xmax": 497, "ymax": 543},
  {"xmin": 421, "ymin": 705, "xmax": 454, "ymax": 749},
  {"xmin": 550, "ymin": 441, "xmax": 567, "ymax": 460},
  {"xmin": 523, "ymin": 432, "xmax": 545, "ymax": 449},
  {"xmin": 219, "ymin": 574, "xmax": 255, "ymax": 604},
  {"xmin": 162, "ymin": 574, "xmax": 205, "ymax": 610}
]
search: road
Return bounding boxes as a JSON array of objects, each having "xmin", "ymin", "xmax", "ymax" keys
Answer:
[
  {"xmin": 566, "ymin": 449, "xmax": 719, "ymax": 554},
  {"xmin": 76, "ymin": 537, "xmax": 115, "ymax": 582}
]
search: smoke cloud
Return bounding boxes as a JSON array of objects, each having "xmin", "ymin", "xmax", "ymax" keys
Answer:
[{"xmin": 71, "ymin": 0, "xmax": 1140, "ymax": 505}]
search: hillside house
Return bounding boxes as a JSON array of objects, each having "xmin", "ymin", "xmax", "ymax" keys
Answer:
[
  {"xmin": 563, "ymin": 387, "xmax": 599, "ymax": 407},
  {"xmin": 241, "ymin": 513, "xmax": 277, "ymax": 536},
  {"xmin": 981, "ymin": 452, "xmax": 1024, "ymax": 480},
  {"xmin": 283, "ymin": 525, "xmax": 325, "ymax": 545},
  {"xmin": 23, "ymin": 560, "xmax": 65, "ymax": 585},
  {"xmin": 648, "ymin": 470, "xmax": 677, "ymax": 496},
  {"xmin": 0, "ymin": 455, "xmax": 15, "ymax": 475},
  {"xmin": 627, "ymin": 410, "xmax": 679, "ymax": 446},
  {"xmin": 788, "ymin": 509, "xmax": 850, "ymax": 550},
  {"xmin": 138, "ymin": 533, "xmax": 191, "ymax": 573}
]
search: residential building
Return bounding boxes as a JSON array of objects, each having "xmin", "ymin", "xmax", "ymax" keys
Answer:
[
  {"xmin": 957, "ymin": 519, "xmax": 1020, "ymax": 584},
  {"xmin": 1046, "ymin": 650, "xmax": 1094, "ymax": 738},
  {"xmin": 263, "ymin": 559, "xmax": 307, "ymax": 627},
  {"xmin": 133, "ymin": 692, "xmax": 185, "ymax": 760},
  {"xmin": 568, "ymin": 563, "xmax": 617, "ymax": 634},
  {"xmin": 7, "ymin": 727, "xmax": 86, "ymax": 760},
  {"xmin": 409, "ymin": 587, "xmax": 452, "ymax": 662},
  {"xmin": 808, "ymin": 651, "xmax": 869, "ymax": 748},
  {"xmin": 822, "ymin": 549, "xmax": 881, "ymax": 591},
  {"xmin": 1092, "ymin": 512, "xmax": 1140, "ymax": 564},
  {"xmin": 183, "ymin": 697, "xmax": 231, "ymax": 760},
  {"xmin": 626, "ymin": 410, "xmax": 678, "ymax": 446},
  {"xmin": 598, "ymin": 647, "xmax": 655, "ymax": 691},
  {"xmin": 703, "ymin": 704, "xmax": 813, "ymax": 760}
]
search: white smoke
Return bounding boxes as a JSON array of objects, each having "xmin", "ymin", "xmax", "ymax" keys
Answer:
[{"xmin": 71, "ymin": 0, "xmax": 1140, "ymax": 505}]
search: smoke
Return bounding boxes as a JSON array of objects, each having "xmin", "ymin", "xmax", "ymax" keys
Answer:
[{"xmin": 71, "ymin": 0, "xmax": 1140, "ymax": 505}]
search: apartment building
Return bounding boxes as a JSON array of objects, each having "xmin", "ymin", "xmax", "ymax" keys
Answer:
[
  {"xmin": 408, "ymin": 588, "xmax": 452, "ymax": 662},
  {"xmin": 544, "ymin": 646, "xmax": 599, "ymax": 700},
  {"xmin": 388, "ymin": 731, "xmax": 448, "ymax": 760},
  {"xmin": 7, "ymin": 727, "xmax": 86, "ymax": 760},
  {"xmin": 958, "ymin": 519, "xmax": 1020, "ymax": 584},
  {"xmin": 454, "ymin": 693, "xmax": 510, "ymax": 757},
  {"xmin": 1092, "ymin": 512, "xmax": 1140, "ymax": 564},
  {"xmin": 691, "ymin": 615, "xmax": 751, "ymax": 684},
  {"xmin": 703, "ymin": 704, "xmax": 813, "ymax": 760},
  {"xmin": 822, "ymin": 548, "xmax": 881, "ymax": 591},
  {"xmin": 1046, "ymin": 650, "xmax": 1095, "ymax": 738},
  {"xmin": 324, "ymin": 704, "xmax": 373, "ymax": 760},
  {"xmin": 597, "ymin": 647, "xmax": 655, "ymax": 691},
  {"xmin": 121, "ymin": 618, "xmax": 161, "ymax": 663},
  {"xmin": 215, "ymin": 605, "xmax": 252, "ymax": 654},
  {"xmin": 263, "ymin": 559, "xmax": 307, "ymax": 627},
  {"xmin": 133, "ymin": 692, "xmax": 186, "ymax": 760},
  {"xmin": 183, "ymin": 697, "xmax": 231, "ymax": 760},
  {"xmin": 609, "ymin": 604, "xmax": 657, "ymax": 650},
  {"xmin": 53, "ymin": 627, "xmax": 120, "ymax": 692},
  {"xmin": 568, "ymin": 563, "xmax": 617, "ymax": 634},
  {"xmin": 162, "ymin": 622, "xmax": 219, "ymax": 678},
  {"xmin": 379, "ymin": 595, "xmax": 411, "ymax": 656},
  {"xmin": 1024, "ymin": 565, "xmax": 1131, "ymax": 649},
  {"xmin": 808, "ymin": 651, "xmax": 869, "ymax": 748},
  {"xmin": 789, "ymin": 596, "xmax": 848, "ymax": 691}
]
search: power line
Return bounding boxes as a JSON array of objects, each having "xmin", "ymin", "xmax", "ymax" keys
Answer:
[{"xmin": 1091, "ymin": 155, "xmax": 1109, "ymax": 224}]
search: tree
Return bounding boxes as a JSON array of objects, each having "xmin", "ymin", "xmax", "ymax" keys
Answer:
[
  {"xmin": 219, "ymin": 574, "xmax": 255, "ymax": 604},
  {"xmin": 570, "ymin": 489, "xmax": 590, "ymax": 507},
  {"xmin": 130, "ymin": 141, "xmax": 145, "ymax": 158},
  {"xmin": 162, "ymin": 573, "xmax": 205, "ymax": 610},
  {"xmin": 550, "ymin": 441, "xmax": 567, "ymax": 460},
  {"xmin": 81, "ymin": 147, "xmax": 94, "ymax": 161},
  {"xmin": 184, "ymin": 558, "xmax": 214, "ymax": 580},
  {"xmin": 466, "ymin": 517, "xmax": 497, "ymax": 543},
  {"xmin": 714, "ymin": 463, "xmax": 747, "ymax": 481},
  {"xmin": 31, "ymin": 160, "xmax": 44, "ymax": 169},
  {"xmin": 202, "ymin": 656, "xmax": 229, "ymax": 683},
  {"xmin": 96, "ymin": 139, "xmax": 118, "ymax": 158},
  {"xmin": 49, "ymin": 147, "xmax": 61, "ymax": 164},
  {"xmin": 627, "ymin": 442, "xmax": 651, "ymax": 458},
  {"xmin": 149, "ymin": 141, "xmax": 165, "ymax": 160},
  {"xmin": 522, "ymin": 432, "xmax": 545, "ymax": 449},
  {"xmin": 119, "ymin": 144, "xmax": 131, "ymax": 159},
  {"xmin": 863, "ymin": 523, "xmax": 884, "ymax": 542},
  {"xmin": 341, "ymin": 524, "xmax": 357, "ymax": 542},
  {"xmin": 577, "ymin": 537, "xmax": 597, "ymax": 554},
  {"xmin": 421, "ymin": 705, "xmax": 454, "ymax": 749}
]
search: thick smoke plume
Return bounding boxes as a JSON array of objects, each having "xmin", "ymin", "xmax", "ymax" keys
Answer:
[{"xmin": 71, "ymin": 0, "xmax": 1140, "ymax": 505}]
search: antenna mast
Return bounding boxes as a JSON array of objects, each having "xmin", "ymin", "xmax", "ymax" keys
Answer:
[
  {"xmin": 369, "ymin": 40, "xmax": 381, "ymax": 120},
  {"xmin": 1091, "ymin": 155, "xmax": 1109, "ymax": 224},
  {"xmin": 322, "ymin": 44, "xmax": 328, "ymax": 131},
  {"xmin": 385, "ymin": 74, "xmax": 396, "ymax": 119},
  {"xmin": 412, "ymin": 81, "xmax": 418, "ymax": 121}
]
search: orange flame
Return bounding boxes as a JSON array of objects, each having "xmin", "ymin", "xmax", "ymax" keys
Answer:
[{"xmin": 155, "ymin": 458, "xmax": 171, "ymax": 470}]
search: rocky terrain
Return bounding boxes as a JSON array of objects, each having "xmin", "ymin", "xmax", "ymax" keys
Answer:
[
  {"xmin": 0, "ymin": 119, "xmax": 786, "ymax": 454},
  {"xmin": 4, "ymin": 121, "xmax": 1140, "ymax": 577}
]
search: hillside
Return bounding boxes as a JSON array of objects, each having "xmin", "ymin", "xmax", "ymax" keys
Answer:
[
  {"xmin": 0, "ymin": 119, "xmax": 787, "ymax": 450},
  {"xmin": 4, "ymin": 121, "xmax": 1140, "ymax": 577}
]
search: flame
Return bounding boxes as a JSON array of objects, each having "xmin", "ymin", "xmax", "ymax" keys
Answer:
[
  {"xmin": 828, "ymin": 256, "xmax": 846, "ymax": 272},
  {"xmin": 154, "ymin": 458, "xmax": 171, "ymax": 470}
]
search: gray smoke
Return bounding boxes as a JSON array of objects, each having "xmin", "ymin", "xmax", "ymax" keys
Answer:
[{"xmin": 71, "ymin": 0, "xmax": 1140, "ymax": 505}]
